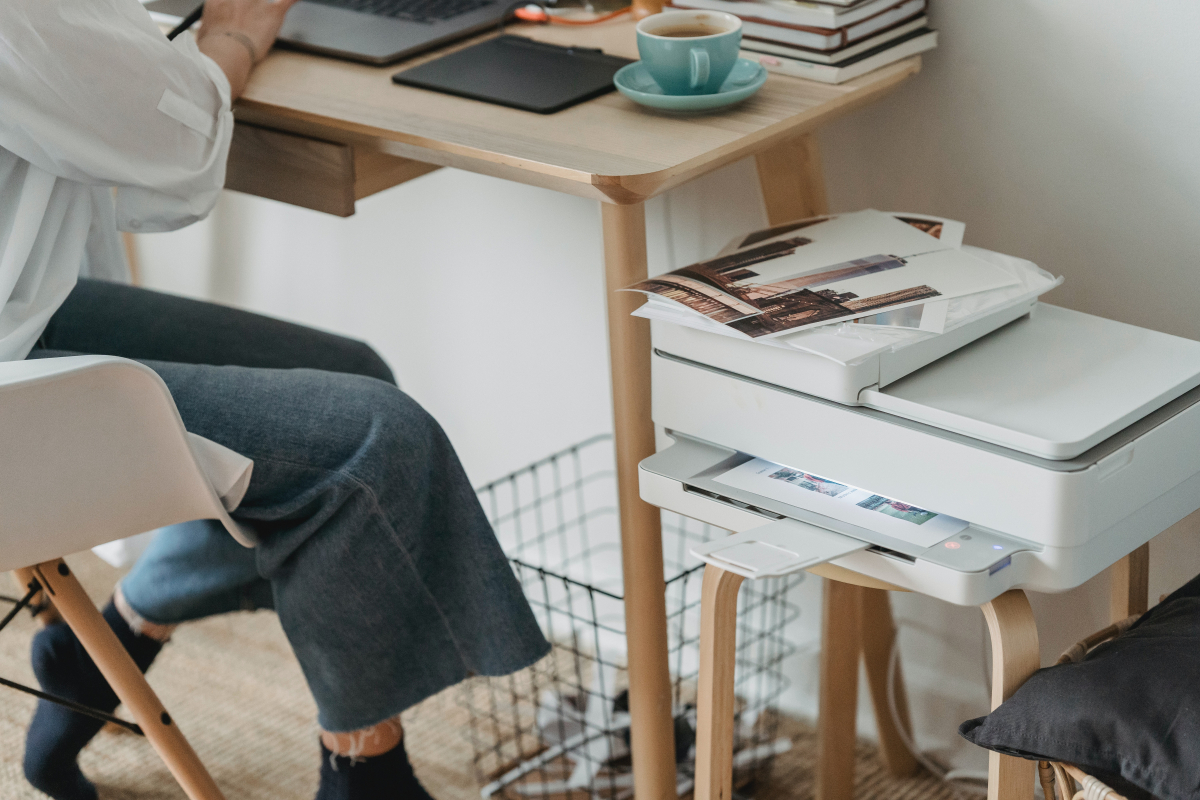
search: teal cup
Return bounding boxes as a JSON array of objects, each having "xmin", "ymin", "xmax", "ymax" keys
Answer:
[{"xmin": 636, "ymin": 10, "xmax": 742, "ymax": 96}]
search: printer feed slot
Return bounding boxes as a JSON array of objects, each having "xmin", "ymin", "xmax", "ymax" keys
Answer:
[
  {"xmin": 691, "ymin": 519, "xmax": 868, "ymax": 579},
  {"xmin": 683, "ymin": 485, "xmax": 785, "ymax": 520},
  {"xmin": 866, "ymin": 545, "xmax": 916, "ymax": 564}
]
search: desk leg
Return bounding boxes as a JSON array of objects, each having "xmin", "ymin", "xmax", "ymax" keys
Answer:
[
  {"xmin": 695, "ymin": 565, "xmax": 746, "ymax": 800},
  {"xmin": 860, "ymin": 588, "xmax": 919, "ymax": 777},
  {"xmin": 980, "ymin": 591, "xmax": 1039, "ymax": 800},
  {"xmin": 1109, "ymin": 543, "xmax": 1150, "ymax": 623},
  {"xmin": 601, "ymin": 202, "xmax": 677, "ymax": 800},
  {"xmin": 816, "ymin": 580, "xmax": 863, "ymax": 800},
  {"xmin": 755, "ymin": 133, "xmax": 830, "ymax": 224}
]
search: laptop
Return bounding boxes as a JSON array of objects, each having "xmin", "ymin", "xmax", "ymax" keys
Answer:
[{"xmin": 144, "ymin": 0, "xmax": 511, "ymax": 65}]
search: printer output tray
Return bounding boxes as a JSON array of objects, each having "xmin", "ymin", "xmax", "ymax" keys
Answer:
[
  {"xmin": 643, "ymin": 433, "xmax": 1030, "ymax": 568},
  {"xmin": 639, "ymin": 432, "xmax": 1200, "ymax": 604}
]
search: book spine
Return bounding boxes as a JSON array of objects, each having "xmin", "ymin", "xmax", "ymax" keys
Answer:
[
  {"xmin": 666, "ymin": 0, "xmax": 838, "ymax": 26},
  {"xmin": 740, "ymin": 21, "xmax": 838, "ymax": 49},
  {"xmin": 672, "ymin": 0, "xmax": 912, "ymax": 35},
  {"xmin": 741, "ymin": 51, "xmax": 841, "ymax": 82}
]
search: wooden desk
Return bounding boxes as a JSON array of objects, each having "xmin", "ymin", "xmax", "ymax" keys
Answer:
[{"xmin": 226, "ymin": 25, "xmax": 921, "ymax": 799}]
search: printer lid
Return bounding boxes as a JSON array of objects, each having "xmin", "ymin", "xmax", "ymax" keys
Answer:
[{"xmin": 860, "ymin": 304, "xmax": 1200, "ymax": 460}]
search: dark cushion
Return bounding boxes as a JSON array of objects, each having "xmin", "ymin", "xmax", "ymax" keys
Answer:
[{"xmin": 959, "ymin": 573, "xmax": 1200, "ymax": 800}]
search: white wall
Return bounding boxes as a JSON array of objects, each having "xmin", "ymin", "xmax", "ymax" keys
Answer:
[
  {"xmin": 808, "ymin": 0, "xmax": 1200, "ymax": 771},
  {"xmin": 133, "ymin": 0, "xmax": 1200, "ymax": 777}
]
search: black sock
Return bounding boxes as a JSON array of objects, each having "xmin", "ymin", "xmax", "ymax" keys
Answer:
[
  {"xmin": 317, "ymin": 738, "xmax": 436, "ymax": 800},
  {"xmin": 23, "ymin": 600, "xmax": 163, "ymax": 800}
]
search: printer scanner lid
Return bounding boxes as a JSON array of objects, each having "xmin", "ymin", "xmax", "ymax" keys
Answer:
[{"xmin": 860, "ymin": 304, "xmax": 1200, "ymax": 460}]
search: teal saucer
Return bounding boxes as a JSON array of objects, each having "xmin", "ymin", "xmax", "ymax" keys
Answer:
[{"xmin": 614, "ymin": 58, "xmax": 767, "ymax": 111}]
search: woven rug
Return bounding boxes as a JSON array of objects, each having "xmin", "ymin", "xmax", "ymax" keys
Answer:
[{"xmin": 0, "ymin": 554, "xmax": 958, "ymax": 800}]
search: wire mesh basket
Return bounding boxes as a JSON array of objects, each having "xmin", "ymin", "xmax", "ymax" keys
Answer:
[{"xmin": 463, "ymin": 435, "xmax": 801, "ymax": 800}]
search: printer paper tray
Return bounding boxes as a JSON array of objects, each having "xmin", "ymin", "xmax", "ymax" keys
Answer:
[{"xmin": 690, "ymin": 519, "xmax": 867, "ymax": 579}]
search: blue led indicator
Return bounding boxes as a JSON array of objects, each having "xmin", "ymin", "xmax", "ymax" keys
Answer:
[{"xmin": 993, "ymin": 545, "xmax": 1004, "ymax": 550}]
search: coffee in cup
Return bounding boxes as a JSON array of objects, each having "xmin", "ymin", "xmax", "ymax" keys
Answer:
[
  {"xmin": 635, "ymin": 10, "xmax": 742, "ymax": 96},
  {"xmin": 652, "ymin": 23, "xmax": 728, "ymax": 37}
]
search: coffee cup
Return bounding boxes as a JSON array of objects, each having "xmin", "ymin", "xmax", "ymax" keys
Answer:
[{"xmin": 636, "ymin": 10, "xmax": 742, "ymax": 96}]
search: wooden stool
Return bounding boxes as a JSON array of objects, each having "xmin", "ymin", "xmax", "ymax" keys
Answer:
[
  {"xmin": 694, "ymin": 543, "xmax": 1152, "ymax": 800},
  {"xmin": 694, "ymin": 566, "xmax": 1041, "ymax": 800}
]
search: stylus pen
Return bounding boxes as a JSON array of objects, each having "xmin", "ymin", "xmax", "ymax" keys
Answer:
[{"xmin": 167, "ymin": 3, "xmax": 204, "ymax": 40}]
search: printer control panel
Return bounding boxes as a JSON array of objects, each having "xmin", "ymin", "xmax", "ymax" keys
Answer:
[{"xmin": 918, "ymin": 529, "xmax": 1035, "ymax": 575}]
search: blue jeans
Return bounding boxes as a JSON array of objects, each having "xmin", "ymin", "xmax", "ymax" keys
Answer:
[{"xmin": 31, "ymin": 279, "xmax": 549, "ymax": 732}]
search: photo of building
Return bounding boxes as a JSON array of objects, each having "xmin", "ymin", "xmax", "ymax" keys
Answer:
[
  {"xmin": 768, "ymin": 468, "xmax": 850, "ymax": 497},
  {"xmin": 624, "ymin": 209, "xmax": 996, "ymax": 339},
  {"xmin": 736, "ymin": 215, "xmax": 832, "ymax": 248},
  {"xmin": 728, "ymin": 288, "xmax": 856, "ymax": 336},
  {"xmin": 842, "ymin": 285, "xmax": 941, "ymax": 312},
  {"xmin": 895, "ymin": 216, "xmax": 944, "ymax": 239},
  {"xmin": 631, "ymin": 274, "xmax": 759, "ymax": 323},
  {"xmin": 726, "ymin": 284, "xmax": 941, "ymax": 337},
  {"xmin": 767, "ymin": 254, "xmax": 908, "ymax": 294},
  {"xmin": 856, "ymin": 495, "xmax": 939, "ymax": 525},
  {"xmin": 673, "ymin": 236, "xmax": 813, "ymax": 302}
]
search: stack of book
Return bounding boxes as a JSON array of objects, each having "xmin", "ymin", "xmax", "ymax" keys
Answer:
[{"xmin": 665, "ymin": 0, "xmax": 936, "ymax": 84}]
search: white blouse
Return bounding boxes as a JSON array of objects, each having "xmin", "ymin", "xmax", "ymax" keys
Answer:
[{"xmin": 0, "ymin": 0, "xmax": 234, "ymax": 361}]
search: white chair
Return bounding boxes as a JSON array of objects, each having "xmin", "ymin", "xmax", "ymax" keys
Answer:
[{"xmin": 0, "ymin": 354, "xmax": 250, "ymax": 800}]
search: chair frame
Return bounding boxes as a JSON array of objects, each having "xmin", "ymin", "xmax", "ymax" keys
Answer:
[
  {"xmin": 0, "ymin": 355, "xmax": 251, "ymax": 800},
  {"xmin": 7, "ymin": 561, "xmax": 226, "ymax": 799}
]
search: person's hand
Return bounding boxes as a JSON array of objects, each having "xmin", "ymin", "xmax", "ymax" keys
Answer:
[{"xmin": 195, "ymin": 0, "xmax": 300, "ymax": 98}]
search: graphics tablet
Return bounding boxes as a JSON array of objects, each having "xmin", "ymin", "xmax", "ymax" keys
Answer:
[{"xmin": 392, "ymin": 35, "xmax": 633, "ymax": 114}]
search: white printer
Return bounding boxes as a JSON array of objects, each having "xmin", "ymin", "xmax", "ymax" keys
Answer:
[{"xmin": 639, "ymin": 299, "xmax": 1200, "ymax": 606}]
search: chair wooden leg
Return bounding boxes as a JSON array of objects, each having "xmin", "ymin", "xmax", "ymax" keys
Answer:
[
  {"xmin": 860, "ymin": 587, "xmax": 919, "ymax": 777},
  {"xmin": 694, "ymin": 564, "xmax": 746, "ymax": 800},
  {"xmin": 33, "ymin": 559, "xmax": 226, "ymax": 800},
  {"xmin": 1109, "ymin": 543, "xmax": 1149, "ymax": 623},
  {"xmin": 980, "ymin": 590, "xmax": 1040, "ymax": 800},
  {"xmin": 816, "ymin": 580, "xmax": 863, "ymax": 800},
  {"xmin": 11, "ymin": 568, "xmax": 63, "ymax": 626}
]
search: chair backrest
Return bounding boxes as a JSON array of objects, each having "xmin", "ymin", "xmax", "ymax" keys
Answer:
[{"xmin": 0, "ymin": 355, "xmax": 252, "ymax": 573}]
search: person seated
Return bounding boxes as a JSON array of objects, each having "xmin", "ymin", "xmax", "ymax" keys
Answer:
[{"xmin": 0, "ymin": 0, "xmax": 550, "ymax": 798}]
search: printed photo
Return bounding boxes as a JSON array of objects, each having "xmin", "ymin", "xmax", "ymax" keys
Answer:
[
  {"xmin": 623, "ymin": 210, "xmax": 1016, "ymax": 339},
  {"xmin": 638, "ymin": 244, "xmax": 942, "ymax": 338},
  {"xmin": 853, "ymin": 304, "xmax": 925, "ymax": 329},
  {"xmin": 768, "ymin": 468, "xmax": 850, "ymax": 497},
  {"xmin": 736, "ymin": 216, "xmax": 832, "ymax": 249},
  {"xmin": 894, "ymin": 216, "xmax": 944, "ymax": 239},
  {"xmin": 886, "ymin": 212, "xmax": 966, "ymax": 248},
  {"xmin": 727, "ymin": 282, "xmax": 941, "ymax": 337},
  {"xmin": 856, "ymin": 495, "xmax": 938, "ymax": 525},
  {"xmin": 714, "ymin": 456, "xmax": 971, "ymax": 548}
]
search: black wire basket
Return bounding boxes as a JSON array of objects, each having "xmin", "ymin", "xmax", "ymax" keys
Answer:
[{"xmin": 463, "ymin": 435, "xmax": 800, "ymax": 800}]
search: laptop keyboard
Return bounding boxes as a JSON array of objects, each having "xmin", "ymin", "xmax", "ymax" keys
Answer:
[{"xmin": 306, "ymin": 0, "xmax": 496, "ymax": 23}]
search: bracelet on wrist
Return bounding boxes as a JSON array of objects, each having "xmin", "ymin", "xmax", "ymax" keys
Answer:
[{"xmin": 220, "ymin": 30, "xmax": 261, "ymax": 64}]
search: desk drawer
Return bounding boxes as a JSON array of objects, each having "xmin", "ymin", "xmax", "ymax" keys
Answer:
[{"xmin": 225, "ymin": 123, "xmax": 440, "ymax": 216}]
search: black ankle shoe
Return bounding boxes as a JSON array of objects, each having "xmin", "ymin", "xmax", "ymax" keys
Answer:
[
  {"xmin": 317, "ymin": 739, "xmax": 436, "ymax": 800},
  {"xmin": 23, "ymin": 600, "xmax": 163, "ymax": 800}
]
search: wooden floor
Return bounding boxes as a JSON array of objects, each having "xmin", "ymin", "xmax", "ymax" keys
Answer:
[{"xmin": 0, "ymin": 554, "xmax": 960, "ymax": 800}]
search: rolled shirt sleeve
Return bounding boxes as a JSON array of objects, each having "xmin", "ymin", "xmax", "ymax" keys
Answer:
[{"xmin": 0, "ymin": 0, "xmax": 234, "ymax": 232}]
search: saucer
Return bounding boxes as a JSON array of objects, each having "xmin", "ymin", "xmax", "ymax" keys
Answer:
[{"xmin": 614, "ymin": 58, "xmax": 767, "ymax": 111}]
